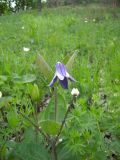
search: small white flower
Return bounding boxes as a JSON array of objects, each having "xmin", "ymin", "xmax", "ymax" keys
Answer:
[
  {"xmin": 71, "ymin": 88, "xmax": 80, "ymax": 97},
  {"xmin": 24, "ymin": 6, "xmax": 27, "ymax": 11},
  {"xmin": 84, "ymin": 20, "xmax": 88, "ymax": 23},
  {"xmin": 11, "ymin": 1, "xmax": 16, "ymax": 8},
  {"xmin": 23, "ymin": 47, "xmax": 30, "ymax": 52},
  {"xmin": 42, "ymin": 0, "xmax": 47, "ymax": 2},
  {"xmin": 59, "ymin": 138, "xmax": 63, "ymax": 142},
  {"xmin": 0, "ymin": 91, "xmax": 2, "ymax": 98},
  {"xmin": 93, "ymin": 19, "xmax": 96, "ymax": 22},
  {"xmin": 21, "ymin": 26, "xmax": 25, "ymax": 30}
]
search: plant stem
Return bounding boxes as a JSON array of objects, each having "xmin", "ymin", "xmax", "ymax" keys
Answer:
[
  {"xmin": 54, "ymin": 101, "xmax": 74, "ymax": 145},
  {"xmin": 51, "ymin": 140, "xmax": 57, "ymax": 160},
  {"xmin": 18, "ymin": 111, "xmax": 49, "ymax": 142},
  {"xmin": 34, "ymin": 102, "xmax": 39, "ymax": 142},
  {"xmin": 54, "ymin": 87, "xmax": 58, "ymax": 121}
]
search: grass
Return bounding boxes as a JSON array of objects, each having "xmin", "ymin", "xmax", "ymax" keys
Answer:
[
  {"xmin": 0, "ymin": 5, "xmax": 120, "ymax": 102},
  {"xmin": 0, "ymin": 5, "xmax": 120, "ymax": 159}
]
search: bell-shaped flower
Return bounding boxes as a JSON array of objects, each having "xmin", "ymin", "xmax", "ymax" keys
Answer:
[{"xmin": 49, "ymin": 62, "xmax": 76, "ymax": 89}]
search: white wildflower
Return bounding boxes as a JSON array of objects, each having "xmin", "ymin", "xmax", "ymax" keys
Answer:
[
  {"xmin": 84, "ymin": 20, "xmax": 88, "ymax": 23},
  {"xmin": 23, "ymin": 47, "xmax": 30, "ymax": 52},
  {"xmin": 21, "ymin": 26, "xmax": 25, "ymax": 30},
  {"xmin": 93, "ymin": 19, "xmax": 96, "ymax": 22},
  {"xmin": 0, "ymin": 91, "xmax": 2, "ymax": 98},
  {"xmin": 11, "ymin": 1, "xmax": 16, "ymax": 8},
  {"xmin": 42, "ymin": 0, "xmax": 47, "ymax": 2},
  {"xmin": 59, "ymin": 138, "xmax": 63, "ymax": 142},
  {"xmin": 24, "ymin": 6, "xmax": 27, "ymax": 11},
  {"xmin": 71, "ymin": 88, "xmax": 80, "ymax": 97}
]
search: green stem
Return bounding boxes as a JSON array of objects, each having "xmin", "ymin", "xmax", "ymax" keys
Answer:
[
  {"xmin": 50, "ymin": 99, "xmax": 75, "ymax": 159},
  {"xmin": 51, "ymin": 140, "xmax": 57, "ymax": 160},
  {"xmin": 54, "ymin": 87, "xmax": 58, "ymax": 121},
  {"xmin": 18, "ymin": 111, "xmax": 49, "ymax": 142},
  {"xmin": 54, "ymin": 101, "xmax": 74, "ymax": 146},
  {"xmin": 34, "ymin": 102, "xmax": 38, "ymax": 142}
]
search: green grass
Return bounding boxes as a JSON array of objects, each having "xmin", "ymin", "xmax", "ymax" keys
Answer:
[
  {"xmin": 0, "ymin": 5, "xmax": 120, "ymax": 159},
  {"xmin": 0, "ymin": 5, "xmax": 120, "ymax": 102}
]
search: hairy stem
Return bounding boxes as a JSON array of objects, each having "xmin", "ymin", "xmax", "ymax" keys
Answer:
[
  {"xmin": 18, "ymin": 111, "xmax": 49, "ymax": 142},
  {"xmin": 51, "ymin": 140, "xmax": 57, "ymax": 160},
  {"xmin": 54, "ymin": 87, "xmax": 58, "ymax": 121},
  {"xmin": 54, "ymin": 101, "xmax": 74, "ymax": 145},
  {"xmin": 34, "ymin": 102, "xmax": 39, "ymax": 142}
]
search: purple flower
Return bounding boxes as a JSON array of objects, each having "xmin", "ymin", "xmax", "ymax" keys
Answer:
[{"xmin": 49, "ymin": 62, "xmax": 76, "ymax": 89}]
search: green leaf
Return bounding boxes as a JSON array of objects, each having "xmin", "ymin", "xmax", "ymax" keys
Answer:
[
  {"xmin": 0, "ymin": 144, "xmax": 7, "ymax": 160},
  {"xmin": 0, "ymin": 96, "xmax": 12, "ymax": 108},
  {"xmin": 28, "ymin": 83, "xmax": 40, "ymax": 102},
  {"xmin": 57, "ymin": 141, "xmax": 80, "ymax": 160},
  {"xmin": 7, "ymin": 110, "xmax": 19, "ymax": 128},
  {"xmin": 66, "ymin": 50, "xmax": 78, "ymax": 72},
  {"xmin": 39, "ymin": 94, "xmax": 67, "ymax": 122},
  {"xmin": 40, "ymin": 120, "xmax": 60, "ymax": 135},
  {"xmin": 93, "ymin": 151, "xmax": 106, "ymax": 160},
  {"xmin": 9, "ymin": 135, "xmax": 51, "ymax": 160},
  {"xmin": 22, "ymin": 74, "xmax": 36, "ymax": 83},
  {"xmin": 0, "ymin": 75, "xmax": 7, "ymax": 81},
  {"xmin": 13, "ymin": 74, "xmax": 36, "ymax": 84},
  {"xmin": 36, "ymin": 54, "xmax": 53, "ymax": 81}
]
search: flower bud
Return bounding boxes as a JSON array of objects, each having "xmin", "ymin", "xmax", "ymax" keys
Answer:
[
  {"xmin": 29, "ymin": 84, "xmax": 40, "ymax": 102},
  {"xmin": 71, "ymin": 88, "xmax": 80, "ymax": 97},
  {"xmin": 23, "ymin": 47, "xmax": 30, "ymax": 52}
]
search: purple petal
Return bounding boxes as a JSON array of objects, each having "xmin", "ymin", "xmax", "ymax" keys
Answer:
[
  {"xmin": 66, "ymin": 72, "xmax": 76, "ymax": 82},
  {"xmin": 59, "ymin": 77, "xmax": 68, "ymax": 89},
  {"xmin": 56, "ymin": 62, "xmax": 67, "ymax": 80},
  {"xmin": 48, "ymin": 75, "xmax": 57, "ymax": 87},
  {"xmin": 68, "ymin": 75, "xmax": 76, "ymax": 82}
]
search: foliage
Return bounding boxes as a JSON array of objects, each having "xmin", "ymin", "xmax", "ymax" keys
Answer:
[
  {"xmin": 8, "ymin": 128, "xmax": 51, "ymax": 160},
  {"xmin": 1, "ymin": 0, "xmax": 120, "ymax": 15},
  {"xmin": 0, "ymin": 1, "xmax": 8, "ymax": 15},
  {"xmin": 0, "ymin": 5, "xmax": 120, "ymax": 160}
]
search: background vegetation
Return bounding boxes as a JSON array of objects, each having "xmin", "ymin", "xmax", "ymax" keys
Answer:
[
  {"xmin": 0, "ymin": 2, "xmax": 120, "ymax": 160},
  {"xmin": 0, "ymin": 0, "xmax": 120, "ymax": 14}
]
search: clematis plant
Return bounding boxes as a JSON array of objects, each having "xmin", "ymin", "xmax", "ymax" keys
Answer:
[
  {"xmin": 25, "ymin": 52, "xmax": 78, "ymax": 160},
  {"xmin": 48, "ymin": 62, "xmax": 76, "ymax": 125},
  {"xmin": 49, "ymin": 62, "xmax": 76, "ymax": 89}
]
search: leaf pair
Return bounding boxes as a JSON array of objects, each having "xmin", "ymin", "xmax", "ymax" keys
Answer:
[{"xmin": 36, "ymin": 50, "xmax": 78, "ymax": 81}]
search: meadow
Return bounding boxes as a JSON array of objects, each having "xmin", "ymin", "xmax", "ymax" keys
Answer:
[{"xmin": 0, "ymin": 5, "xmax": 120, "ymax": 160}]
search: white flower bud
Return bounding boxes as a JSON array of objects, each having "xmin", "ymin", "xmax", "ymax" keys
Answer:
[
  {"xmin": 0, "ymin": 91, "xmax": 2, "ymax": 98},
  {"xmin": 23, "ymin": 47, "xmax": 30, "ymax": 52},
  {"xmin": 71, "ymin": 88, "xmax": 80, "ymax": 97}
]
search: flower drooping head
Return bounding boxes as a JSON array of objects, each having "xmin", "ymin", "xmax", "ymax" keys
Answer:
[{"xmin": 49, "ymin": 62, "xmax": 76, "ymax": 89}]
